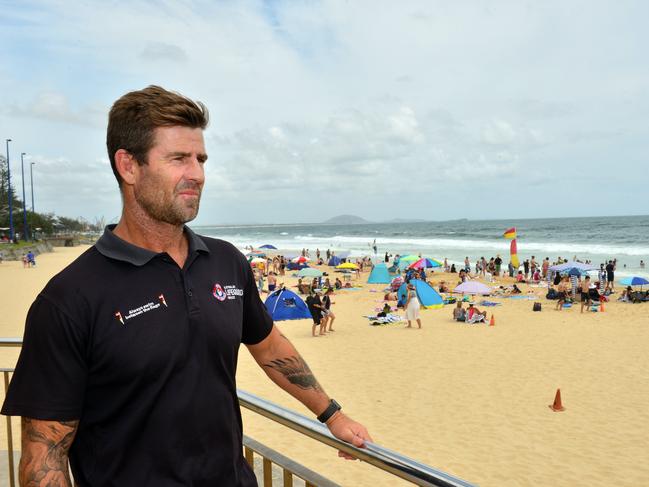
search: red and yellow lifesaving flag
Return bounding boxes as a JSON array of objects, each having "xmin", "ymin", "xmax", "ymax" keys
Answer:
[{"xmin": 503, "ymin": 227, "xmax": 520, "ymax": 268}]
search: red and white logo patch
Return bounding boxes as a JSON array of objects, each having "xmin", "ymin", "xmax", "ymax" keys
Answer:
[{"xmin": 212, "ymin": 283, "xmax": 227, "ymax": 301}]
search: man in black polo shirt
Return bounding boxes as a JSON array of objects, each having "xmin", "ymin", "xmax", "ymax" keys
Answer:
[{"xmin": 2, "ymin": 86, "xmax": 371, "ymax": 486}]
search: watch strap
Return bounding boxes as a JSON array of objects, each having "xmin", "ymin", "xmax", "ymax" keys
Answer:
[{"xmin": 317, "ymin": 399, "xmax": 341, "ymax": 423}]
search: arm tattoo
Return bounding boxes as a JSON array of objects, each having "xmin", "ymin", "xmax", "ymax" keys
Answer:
[
  {"xmin": 20, "ymin": 418, "xmax": 79, "ymax": 487},
  {"xmin": 263, "ymin": 356, "xmax": 323, "ymax": 391}
]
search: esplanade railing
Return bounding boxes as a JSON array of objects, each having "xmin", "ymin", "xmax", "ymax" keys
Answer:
[{"xmin": 0, "ymin": 338, "xmax": 476, "ymax": 487}]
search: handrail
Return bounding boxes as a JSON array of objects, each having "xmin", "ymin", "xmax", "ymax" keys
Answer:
[
  {"xmin": 238, "ymin": 390, "xmax": 475, "ymax": 487},
  {"xmin": 0, "ymin": 338, "xmax": 476, "ymax": 486}
]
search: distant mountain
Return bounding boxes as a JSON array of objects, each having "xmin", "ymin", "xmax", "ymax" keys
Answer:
[{"xmin": 322, "ymin": 214, "xmax": 371, "ymax": 225}]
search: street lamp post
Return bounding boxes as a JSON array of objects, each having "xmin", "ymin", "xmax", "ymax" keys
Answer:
[
  {"xmin": 21, "ymin": 152, "xmax": 29, "ymax": 241},
  {"xmin": 30, "ymin": 162, "xmax": 35, "ymax": 213},
  {"xmin": 5, "ymin": 139, "xmax": 14, "ymax": 242}
]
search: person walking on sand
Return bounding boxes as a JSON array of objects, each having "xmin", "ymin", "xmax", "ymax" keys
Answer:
[
  {"xmin": 580, "ymin": 276, "xmax": 592, "ymax": 313},
  {"xmin": 405, "ymin": 283, "xmax": 422, "ymax": 329},
  {"xmin": 1, "ymin": 85, "xmax": 370, "ymax": 486},
  {"xmin": 322, "ymin": 288, "xmax": 336, "ymax": 331}
]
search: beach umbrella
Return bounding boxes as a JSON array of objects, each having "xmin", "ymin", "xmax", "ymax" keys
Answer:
[
  {"xmin": 336, "ymin": 262, "xmax": 358, "ymax": 270},
  {"xmin": 454, "ymin": 281, "xmax": 492, "ymax": 295},
  {"xmin": 408, "ymin": 257, "xmax": 442, "ymax": 270},
  {"xmin": 400, "ymin": 255, "xmax": 421, "ymax": 263},
  {"xmin": 292, "ymin": 256, "xmax": 310, "ymax": 264},
  {"xmin": 250, "ymin": 257, "xmax": 266, "ymax": 264},
  {"xmin": 390, "ymin": 276, "xmax": 404, "ymax": 288},
  {"xmin": 620, "ymin": 276, "xmax": 649, "ymax": 289},
  {"xmin": 549, "ymin": 261, "xmax": 597, "ymax": 272},
  {"xmin": 246, "ymin": 250, "xmax": 266, "ymax": 258},
  {"xmin": 259, "ymin": 244, "xmax": 277, "ymax": 249},
  {"xmin": 296, "ymin": 268, "xmax": 323, "ymax": 278}
]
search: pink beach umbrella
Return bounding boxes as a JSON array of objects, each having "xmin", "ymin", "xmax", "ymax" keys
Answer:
[{"xmin": 454, "ymin": 281, "xmax": 492, "ymax": 295}]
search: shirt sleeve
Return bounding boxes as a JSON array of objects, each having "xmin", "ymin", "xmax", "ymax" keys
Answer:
[
  {"xmin": 241, "ymin": 261, "xmax": 274, "ymax": 345},
  {"xmin": 1, "ymin": 294, "xmax": 88, "ymax": 420}
]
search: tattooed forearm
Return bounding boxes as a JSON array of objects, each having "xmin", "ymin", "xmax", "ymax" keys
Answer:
[
  {"xmin": 263, "ymin": 356, "xmax": 323, "ymax": 391},
  {"xmin": 20, "ymin": 418, "xmax": 78, "ymax": 487}
]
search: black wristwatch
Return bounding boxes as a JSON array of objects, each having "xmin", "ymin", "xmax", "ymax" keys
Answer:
[{"xmin": 317, "ymin": 399, "xmax": 342, "ymax": 423}]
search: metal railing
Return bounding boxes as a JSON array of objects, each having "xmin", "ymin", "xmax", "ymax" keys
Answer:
[{"xmin": 0, "ymin": 338, "xmax": 476, "ymax": 487}]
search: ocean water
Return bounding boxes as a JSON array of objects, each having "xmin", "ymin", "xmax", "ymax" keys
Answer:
[{"xmin": 191, "ymin": 215, "xmax": 649, "ymax": 278}]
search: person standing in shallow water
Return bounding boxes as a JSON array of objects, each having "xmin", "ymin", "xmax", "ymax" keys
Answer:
[{"xmin": 2, "ymin": 85, "xmax": 371, "ymax": 486}]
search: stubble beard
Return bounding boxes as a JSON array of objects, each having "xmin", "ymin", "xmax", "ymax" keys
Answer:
[{"xmin": 134, "ymin": 178, "xmax": 202, "ymax": 226}]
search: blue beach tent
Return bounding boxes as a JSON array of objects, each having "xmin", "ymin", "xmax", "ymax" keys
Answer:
[
  {"xmin": 264, "ymin": 288, "xmax": 311, "ymax": 321},
  {"xmin": 367, "ymin": 263, "xmax": 391, "ymax": 284},
  {"xmin": 397, "ymin": 279, "xmax": 444, "ymax": 309},
  {"xmin": 328, "ymin": 256, "xmax": 342, "ymax": 266}
]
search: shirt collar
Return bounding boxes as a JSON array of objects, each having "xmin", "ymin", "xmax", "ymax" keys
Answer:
[{"xmin": 95, "ymin": 224, "xmax": 209, "ymax": 266}]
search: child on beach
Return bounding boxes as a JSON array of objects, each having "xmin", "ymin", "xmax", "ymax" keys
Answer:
[{"xmin": 556, "ymin": 276, "xmax": 570, "ymax": 311}]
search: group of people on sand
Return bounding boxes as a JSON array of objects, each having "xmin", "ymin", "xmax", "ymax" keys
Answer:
[
  {"xmin": 305, "ymin": 288, "xmax": 336, "ymax": 337},
  {"xmin": 452, "ymin": 302, "xmax": 488, "ymax": 324}
]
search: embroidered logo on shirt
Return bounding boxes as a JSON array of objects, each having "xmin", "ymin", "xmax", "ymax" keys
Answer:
[
  {"xmin": 212, "ymin": 283, "xmax": 227, "ymax": 301},
  {"xmin": 212, "ymin": 283, "xmax": 244, "ymax": 301},
  {"xmin": 114, "ymin": 294, "xmax": 167, "ymax": 325}
]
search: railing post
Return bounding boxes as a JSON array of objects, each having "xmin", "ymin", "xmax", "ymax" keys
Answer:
[
  {"xmin": 244, "ymin": 446, "xmax": 254, "ymax": 468},
  {"xmin": 4, "ymin": 371, "xmax": 16, "ymax": 487},
  {"xmin": 282, "ymin": 468, "xmax": 293, "ymax": 487},
  {"xmin": 263, "ymin": 458, "xmax": 272, "ymax": 486}
]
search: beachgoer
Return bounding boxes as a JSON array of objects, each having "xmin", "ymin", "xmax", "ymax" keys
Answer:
[
  {"xmin": 516, "ymin": 271, "xmax": 526, "ymax": 283},
  {"xmin": 641, "ymin": 260, "xmax": 645, "ymax": 269},
  {"xmin": 450, "ymin": 264, "xmax": 457, "ymax": 273},
  {"xmin": 453, "ymin": 302, "xmax": 465, "ymax": 322},
  {"xmin": 494, "ymin": 254, "xmax": 502, "ymax": 277},
  {"xmin": 542, "ymin": 257, "xmax": 550, "ymax": 278},
  {"xmin": 530, "ymin": 256, "xmax": 537, "ymax": 278},
  {"xmin": 466, "ymin": 304, "xmax": 487, "ymax": 323},
  {"xmin": 606, "ymin": 260, "xmax": 615, "ymax": 291},
  {"xmin": 523, "ymin": 259, "xmax": 530, "ymax": 279},
  {"xmin": 334, "ymin": 277, "xmax": 343, "ymax": 289},
  {"xmin": 464, "ymin": 257, "xmax": 470, "ymax": 273},
  {"xmin": 443, "ymin": 258, "xmax": 449, "ymax": 272},
  {"xmin": 322, "ymin": 288, "xmax": 336, "ymax": 331},
  {"xmin": 508, "ymin": 261, "xmax": 515, "ymax": 277},
  {"xmin": 404, "ymin": 283, "xmax": 422, "ymax": 329},
  {"xmin": 580, "ymin": 276, "xmax": 592, "ymax": 313},
  {"xmin": 1, "ymin": 85, "xmax": 370, "ymax": 485},
  {"xmin": 26, "ymin": 251, "xmax": 36, "ymax": 267},
  {"xmin": 306, "ymin": 290, "xmax": 325, "ymax": 336},
  {"xmin": 439, "ymin": 281, "xmax": 450, "ymax": 293},
  {"xmin": 267, "ymin": 272, "xmax": 277, "ymax": 293},
  {"xmin": 556, "ymin": 276, "xmax": 570, "ymax": 311}
]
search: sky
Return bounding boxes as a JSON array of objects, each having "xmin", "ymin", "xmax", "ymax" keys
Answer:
[{"xmin": 0, "ymin": 0, "xmax": 647, "ymax": 225}]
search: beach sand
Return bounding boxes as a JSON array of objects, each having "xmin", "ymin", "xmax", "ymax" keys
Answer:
[{"xmin": 1, "ymin": 246, "xmax": 648, "ymax": 486}]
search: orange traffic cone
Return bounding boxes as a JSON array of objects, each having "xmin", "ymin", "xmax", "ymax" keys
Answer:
[
  {"xmin": 489, "ymin": 314, "xmax": 495, "ymax": 326},
  {"xmin": 600, "ymin": 300, "xmax": 605, "ymax": 312},
  {"xmin": 549, "ymin": 388, "xmax": 565, "ymax": 412}
]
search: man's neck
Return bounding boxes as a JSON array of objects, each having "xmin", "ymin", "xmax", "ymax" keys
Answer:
[{"xmin": 113, "ymin": 208, "xmax": 189, "ymax": 268}]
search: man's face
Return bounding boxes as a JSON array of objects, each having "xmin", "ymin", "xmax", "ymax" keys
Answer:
[{"xmin": 133, "ymin": 126, "xmax": 207, "ymax": 225}]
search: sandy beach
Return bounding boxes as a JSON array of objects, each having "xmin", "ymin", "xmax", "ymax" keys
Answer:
[{"xmin": 1, "ymin": 245, "xmax": 648, "ymax": 486}]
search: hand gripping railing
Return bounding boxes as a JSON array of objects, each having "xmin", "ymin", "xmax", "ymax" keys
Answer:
[{"xmin": 238, "ymin": 390, "xmax": 476, "ymax": 487}]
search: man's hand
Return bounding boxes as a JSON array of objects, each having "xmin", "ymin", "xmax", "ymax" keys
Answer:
[{"xmin": 326, "ymin": 412, "xmax": 373, "ymax": 460}]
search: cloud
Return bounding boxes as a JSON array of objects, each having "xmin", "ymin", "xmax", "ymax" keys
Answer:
[
  {"xmin": 0, "ymin": 0, "xmax": 647, "ymax": 222},
  {"xmin": 138, "ymin": 42, "xmax": 188, "ymax": 63},
  {"xmin": 5, "ymin": 92, "xmax": 105, "ymax": 127}
]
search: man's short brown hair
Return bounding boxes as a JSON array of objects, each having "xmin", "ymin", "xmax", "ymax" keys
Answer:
[{"xmin": 107, "ymin": 85, "xmax": 209, "ymax": 185}]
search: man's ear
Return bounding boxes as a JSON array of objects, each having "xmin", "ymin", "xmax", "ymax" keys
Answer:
[{"xmin": 114, "ymin": 149, "xmax": 138, "ymax": 186}]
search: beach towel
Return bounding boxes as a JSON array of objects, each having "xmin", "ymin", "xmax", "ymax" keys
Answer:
[{"xmin": 479, "ymin": 300, "xmax": 501, "ymax": 307}]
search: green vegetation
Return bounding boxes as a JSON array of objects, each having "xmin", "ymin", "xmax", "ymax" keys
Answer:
[{"xmin": 1, "ymin": 155, "xmax": 103, "ymax": 240}]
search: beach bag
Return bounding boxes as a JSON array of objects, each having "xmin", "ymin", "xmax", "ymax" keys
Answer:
[
  {"xmin": 533, "ymin": 302, "xmax": 542, "ymax": 312},
  {"xmin": 546, "ymin": 289, "xmax": 557, "ymax": 300}
]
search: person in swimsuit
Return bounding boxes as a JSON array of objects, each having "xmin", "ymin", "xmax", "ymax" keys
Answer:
[{"xmin": 556, "ymin": 276, "xmax": 570, "ymax": 311}]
